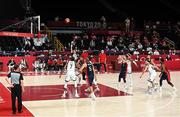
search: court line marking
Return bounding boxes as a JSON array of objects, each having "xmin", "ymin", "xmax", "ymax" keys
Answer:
[
  {"xmin": 41, "ymin": 94, "xmax": 63, "ymax": 97},
  {"xmin": 0, "ymin": 83, "xmax": 34, "ymax": 116},
  {"xmin": 133, "ymin": 92, "xmax": 177, "ymax": 116},
  {"xmin": 31, "ymin": 87, "xmax": 64, "ymax": 90}
]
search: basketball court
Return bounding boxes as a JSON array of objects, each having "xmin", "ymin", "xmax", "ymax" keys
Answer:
[{"xmin": 0, "ymin": 71, "xmax": 179, "ymax": 117}]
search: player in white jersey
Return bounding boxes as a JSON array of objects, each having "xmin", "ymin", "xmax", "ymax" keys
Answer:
[
  {"xmin": 126, "ymin": 54, "xmax": 137, "ymax": 88},
  {"xmin": 140, "ymin": 59, "xmax": 159, "ymax": 94},
  {"xmin": 61, "ymin": 56, "xmax": 79, "ymax": 98}
]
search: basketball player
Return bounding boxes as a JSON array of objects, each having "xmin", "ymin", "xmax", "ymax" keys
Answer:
[
  {"xmin": 76, "ymin": 57, "xmax": 86, "ymax": 85},
  {"xmin": 146, "ymin": 55, "xmax": 155, "ymax": 65},
  {"xmin": 61, "ymin": 56, "xmax": 79, "ymax": 98},
  {"xmin": 79, "ymin": 58, "xmax": 97, "ymax": 100},
  {"xmin": 159, "ymin": 58, "xmax": 177, "ymax": 91},
  {"xmin": 117, "ymin": 55, "xmax": 128, "ymax": 89},
  {"xmin": 140, "ymin": 59, "xmax": 159, "ymax": 94},
  {"xmin": 77, "ymin": 56, "xmax": 100, "ymax": 92},
  {"xmin": 126, "ymin": 54, "xmax": 137, "ymax": 87}
]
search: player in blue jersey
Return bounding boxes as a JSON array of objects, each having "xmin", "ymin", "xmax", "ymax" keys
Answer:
[{"xmin": 79, "ymin": 58, "xmax": 97, "ymax": 100}]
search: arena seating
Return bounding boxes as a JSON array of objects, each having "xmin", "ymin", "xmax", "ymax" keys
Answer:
[{"xmin": 1, "ymin": 19, "xmax": 180, "ymax": 73}]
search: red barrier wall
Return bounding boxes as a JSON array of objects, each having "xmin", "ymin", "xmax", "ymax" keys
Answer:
[
  {"xmin": 107, "ymin": 55, "xmax": 180, "ymax": 71},
  {"xmin": 112, "ymin": 60, "xmax": 180, "ymax": 72},
  {"xmin": 0, "ymin": 55, "xmax": 180, "ymax": 72}
]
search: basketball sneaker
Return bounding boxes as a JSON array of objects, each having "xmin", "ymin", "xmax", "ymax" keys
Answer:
[
  {"xmin": 91, "ymin": 93, "xmax": 96, "ymax": 100},
  {"xmin": 95, "ymin": 87, "xmax": 100, "ymax": 92},
  {"xmin": 75, "ymin": 93, "xmax": 80, "ymax": 98},
  {"xmin": 61, "ymin": 90, "xmax": 67, "ymax": 98}
]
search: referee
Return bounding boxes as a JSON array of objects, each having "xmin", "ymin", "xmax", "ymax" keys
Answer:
[{"xmin": 5, "ymin": 64, "xmax": 24, "ymax": 114}]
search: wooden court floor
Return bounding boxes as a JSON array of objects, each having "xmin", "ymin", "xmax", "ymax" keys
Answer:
[{"xmin": 0, "ymin": 71, "xmax": 180, "ymax": 117}]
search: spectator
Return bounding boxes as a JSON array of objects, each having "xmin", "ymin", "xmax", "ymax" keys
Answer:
[
  {"xmin": 34, "ymin": 38, "xmax": 42, "ymax": 51},
  {"xmin": 24, "ymin": 37, "xmax": 31, "ymax": 51},
  {"xmin": 166, "ymin": 55, "xmax": 172, "ymax": 61},
  {"xmin": 100, "ymin": 16, "xmax": 107, "ymax": 29},
  {"xmin": 39, "ymin": 60, "xmax": 46, "ymax": 73},
  {"xmin": 172, "ymin": 50, "xmax": 176, "ymax": 55},
  {"xmin": 148, "ymin": 50, "xmax": 153, "ymax": 55},
  {"xmin": 137, "ymin": 42, "xmax": 143, "ymax": 50},
  {"xmin": 7, "ymin": 58, "xmax": 16, "ymax": 72},
  {"xmin": 128, "ymin": 42, "xmax": 135, "ymax": 52},
  {"xmin": 125, "ymin": 17, "xmax": 130, "ymax": 32},
  {"xmin": 114, "ymin": 46, "xmax": 119, "ymax": 52},
  {"xmin": 135, "ymin": 55, "xmax": 140, "ymax": 61},
  {"xmin": 153, "ymin": 49, "xmax": 160, "ymax": 55},
  {"xmin": 83, "ymin": 33, "xmax": 89, "ymax": 49},
  {"xmin": 146, "ymin": 46, "xmax": 153, "ymax": 52},
  {"xmin": 81, "ymin": 50, "xmax": 89, "ymax": 60},
  {"xmin": 90, "ymin": 39, "xmax": 96, "ymax": 49},
  {"xmin": 19, "ymin": 58, "xmax": 28, "ymax": 72},
  {"xmin": 98, "ymin": 50, "xmax": 107, "ymax": 73},
  {"xmin": 72, "ymin": 50, "xmax": 78, "ymax": 61},
  {"xmin": 57, "ymin": 57, "xmax": 64, "ymax": 72},
  {"xmin": 133, "ymin": 49, "xmax": 140, "ymax": 55},
  {"xmin": 107, "ymin": 36, "xmax": 113, "ymax": 49},
  {"xmin": 53, "ymin": 59, "xmax": 59, "ymax": 72},
  {"xmin": 90, "ymin": 55, "xmax": 100, "ymax": 73},
  {"xmin": 47, "ymin": 58, "xmax": 54, "ymax": 71}
]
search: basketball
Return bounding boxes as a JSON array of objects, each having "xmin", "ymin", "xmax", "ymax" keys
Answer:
[{"xmin": 65, "ymin": 18, "xmax": 70, "ymax": 23}]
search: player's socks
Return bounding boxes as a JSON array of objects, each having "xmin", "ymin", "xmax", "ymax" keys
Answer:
[
  {"xmin": 74, "ymin": 87, "xmax": 79, "ymax": 97},
  {"xmin": 159, "ymin": 87, "xmax": 162, "ymax": 92},
  {"xmin": 62, "ymin": 89, "xmax": 67, "ymax": 98},
  {"xmin": 75, "ymin": 92, "xmax": 79, "ymax": 98}
]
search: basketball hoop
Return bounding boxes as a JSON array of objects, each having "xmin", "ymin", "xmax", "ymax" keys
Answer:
[{"xmin": 0, "ymin": 15, "xmax": 40, "ymax": 37}]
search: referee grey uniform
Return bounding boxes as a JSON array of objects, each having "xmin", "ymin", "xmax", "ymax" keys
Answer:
[{"xmin": 6, "ymin": 65, "xmax": 24, "ymax": 114}]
